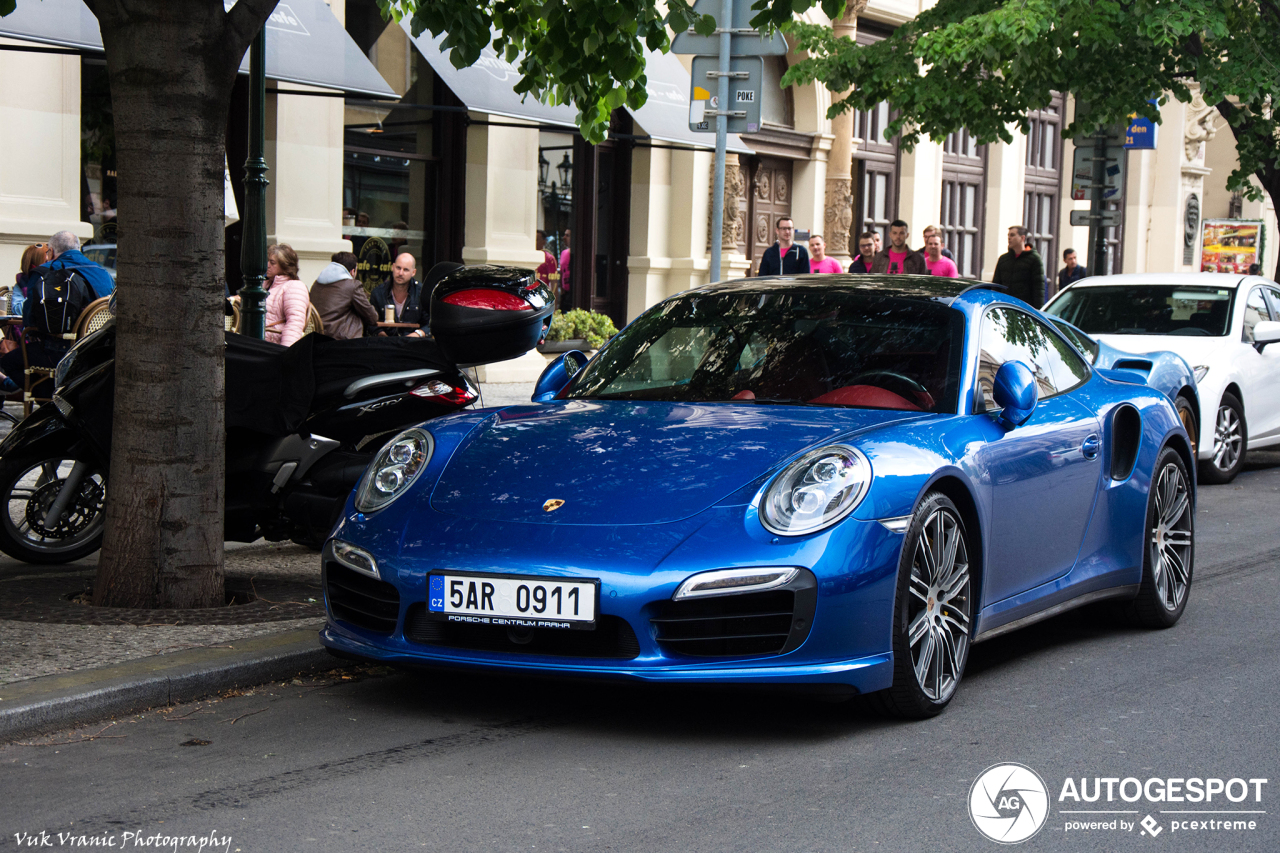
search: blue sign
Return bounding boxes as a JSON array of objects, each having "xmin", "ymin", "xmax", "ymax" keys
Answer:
[{"xmin": 1125, "ymin": 100, "xmax": 1159, "ymax": 149}]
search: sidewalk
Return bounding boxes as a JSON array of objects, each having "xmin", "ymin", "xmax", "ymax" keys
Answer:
[{"xmin": 0, "ymin": 381, "xmax": 538, "ymax": 742}]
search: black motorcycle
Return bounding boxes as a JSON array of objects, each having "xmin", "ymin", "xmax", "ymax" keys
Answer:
[{"xmin": 0, "ymin": 265, "xmax": 553, "ymax": 563}]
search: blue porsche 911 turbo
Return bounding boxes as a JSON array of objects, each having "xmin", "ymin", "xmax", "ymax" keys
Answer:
[{"xmin": 321, "ymin": 274, "xmax": 1195, "ymax": 718}]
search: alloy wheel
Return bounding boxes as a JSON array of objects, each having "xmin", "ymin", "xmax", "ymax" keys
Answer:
[
  {"xmin": 906, "ymin": 507, "xmax": 971, "ymax": 702},
  {"xmin": 1212, "ymin": 404, "xmax": 1242, "ymax": 472},
  {"xmin": 1149, "ymin": 461, "xmax": 1192, "ymax": 611}
]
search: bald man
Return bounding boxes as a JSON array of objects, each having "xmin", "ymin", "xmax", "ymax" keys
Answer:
[{"xmin": 370, "ymin": 252, "xmax": 432, "ymax": 337}]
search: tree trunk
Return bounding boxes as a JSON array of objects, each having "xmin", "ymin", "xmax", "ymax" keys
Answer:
[{"xmin": 86, "ymin": 0, "xmax": 273, "ymax": 609}]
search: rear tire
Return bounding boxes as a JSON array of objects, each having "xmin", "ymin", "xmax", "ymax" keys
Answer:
[
  {"xmin": 1174, "ymin": 395, "xmax": 1198, "ymax": 458},
  {"xmin": 0, "ymin": 451, "xmax": 107, "ymax": 564},
  {"xmin": 1198, "ymin": 392, "xmax": 1245, "ymax": 484},
  {"xmin": 869, "ymin": 491, "xmax": 973, "ymax": 719},
  {"xmin": 1125, "ymin": 447, "xmax": 1193, "ymax": 628}
]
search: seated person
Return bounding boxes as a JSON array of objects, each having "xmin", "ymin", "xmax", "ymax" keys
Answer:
[{"xmin": 311, "ymin": 251, "xmax": 378, "ymax": 341}]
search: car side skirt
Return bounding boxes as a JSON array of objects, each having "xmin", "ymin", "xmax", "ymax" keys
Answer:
[{"xmin": 973, "ymin": 584, "xmax": 1139, "ymax": 643}]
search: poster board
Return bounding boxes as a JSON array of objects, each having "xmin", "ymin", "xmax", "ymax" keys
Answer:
[{"xmin": 1200, "ymin": 219, "xmax": 1265, "ymax": 273}]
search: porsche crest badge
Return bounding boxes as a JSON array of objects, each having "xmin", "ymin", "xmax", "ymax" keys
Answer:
[{"xmin": 542, "ymin": 499, "xmax": 565, "ymax": 512}]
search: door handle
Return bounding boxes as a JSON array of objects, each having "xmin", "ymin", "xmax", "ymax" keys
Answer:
[{"xmin": 1081, "ymin": 434, "xmax": 1101, "ymax": 459}]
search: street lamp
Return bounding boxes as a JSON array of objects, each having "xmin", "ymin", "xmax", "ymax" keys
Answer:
[
  {"xmin": 538, "ymin": 151, "xmax": 550, "ymax": 190},
  {"xmin": 557, "ymin": 153, "xmax": 572, "ymax": 190}
]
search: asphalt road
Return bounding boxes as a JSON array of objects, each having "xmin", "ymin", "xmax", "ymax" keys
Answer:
[{"xmin": 2, "ymin": 454, "xmax": 1278, "ymax": 853}]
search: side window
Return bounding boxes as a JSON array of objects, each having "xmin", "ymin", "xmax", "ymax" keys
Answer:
[
  {"xmin": 1243, "ymin": 288, "xmax": 1269, "ymax": 343},
  {"xmin": 1265, "ymin": 287, "xmax": 1280, "ymax": 320},
  {"xmin": 975, "ymin": 308, "xmax": 1059, "ymax": 412},
  {"xmin": 975, "ymin": 308, "xmax": 1086, "ymax": 412},
  {"xmin": 1041, "ymin": 327, "xmax": 1091, "ymax": 390}
]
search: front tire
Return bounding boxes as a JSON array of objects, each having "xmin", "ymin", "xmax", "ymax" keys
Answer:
[
  {"xmin": 1198, "ymin": 392, "xmax": 1245, "ymax": 484},
  {"xmin": 0, "ymin": 452, "xmax": 107, "ymax": 564},
  {"xmin": 1125, "ymin": 447, "xmax": 1194, "ymax": 628},
  {"xmin": 871, "ymin": 491, "xmax": 973, "ymax": 719}
]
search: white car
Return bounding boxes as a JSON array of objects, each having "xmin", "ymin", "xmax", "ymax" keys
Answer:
[{"xmin": 1044, "ymin": 272, "xmax": 1280, "ymax": 484}]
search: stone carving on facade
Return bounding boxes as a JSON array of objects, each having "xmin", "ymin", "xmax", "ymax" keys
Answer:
[
  {"xmin": 1185, "ymin": 92, "xmax": 1220, "ymax": 162},
  {"xmin": 823, "ymin": 177, "xmax": 854, "ymax": 255},
  {"xmin": 708, "ymin": 156, "xmax": 747, "ymax": 251}
]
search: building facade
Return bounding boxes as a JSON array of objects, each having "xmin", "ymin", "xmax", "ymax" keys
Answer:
[{"xmin": 1, "ymin": 0, "xmax": 1275, "ymax": 330}]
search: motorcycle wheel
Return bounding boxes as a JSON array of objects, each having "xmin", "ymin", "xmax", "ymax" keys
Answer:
[{"xmin": 0, "ymin": 452, "xmax": 107, "ymax": 564}]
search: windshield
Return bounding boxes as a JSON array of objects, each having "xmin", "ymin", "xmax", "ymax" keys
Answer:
[
  {"xmin": 1049, "ymin": 319, "xmax": 1099, "ymax": 364},
  {"xmin": 1046, "ymin": 285, "xmax": 1236, "ymax": 336},
  {"xmin": 564, "ymin": 287, "xmax": 966, "ymax": 413}
]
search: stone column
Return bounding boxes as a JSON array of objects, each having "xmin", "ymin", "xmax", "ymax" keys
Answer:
[
  {"xmin": 823, "ymin": 0, "xmax": 868, "ymax": 264},
  {"xmin": 708, "ymin": 153, "xmax": 751, "ymax": 278}
]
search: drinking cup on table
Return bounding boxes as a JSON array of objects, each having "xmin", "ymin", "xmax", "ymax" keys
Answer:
[{"xmin": 384, "ymin": 305, "xmax": 395, "ymax": 323}]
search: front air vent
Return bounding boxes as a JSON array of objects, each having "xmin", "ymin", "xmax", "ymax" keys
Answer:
[
  {"xmin": 324, "ymin": 561, "xmax": 400, "ymax": 635},
  {"xmin": 403, "ymin": 605, "xmax": 641, "ymax": 659},
  {"xmin": 651, "ymin": 569, "xmax": 817, "ymax": 658},
  {"xmin": 1110, "ymin": 404, "xmax": 1142, "ymax": 481}
]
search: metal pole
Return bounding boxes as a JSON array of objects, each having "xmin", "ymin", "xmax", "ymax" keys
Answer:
[
  {"xmin": 708, "ymin": 0, "xmax": 732, "ymax": 283},
  {"xmin": 239, "ymin": 26, "xmax": 269, "ymax": 338},
  {"xmin": 1090, "ymin": 130, "xmax": 1108, "ymax": 277}
]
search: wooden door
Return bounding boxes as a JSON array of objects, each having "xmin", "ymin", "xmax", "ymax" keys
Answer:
[{"xmin": 747, "ymin": 157, "xmax": 793, "ymax": 275}]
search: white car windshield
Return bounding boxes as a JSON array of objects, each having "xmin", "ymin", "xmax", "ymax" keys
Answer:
[{"xmin": 1047, "ymin": 285, "xmax": 1235, "ymax": 336}]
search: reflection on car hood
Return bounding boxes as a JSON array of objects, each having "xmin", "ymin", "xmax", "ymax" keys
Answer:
[
  {"xmin": 430, "ymin": 400, "xmax": 925, "ymax": 525},
  {"xmin": 1092, "ymin": 333, "xmax": 1228, "ymax": 361}
]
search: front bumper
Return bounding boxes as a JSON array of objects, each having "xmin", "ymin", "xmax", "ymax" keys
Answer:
[{"xmin": 319, "ymin": 504, "xmax": 904, "ymax": 693}]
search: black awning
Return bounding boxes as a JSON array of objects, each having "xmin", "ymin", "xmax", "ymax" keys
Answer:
[{"xmin": 0, "ymin": 0, "xmax": 396, "ymax": 98}]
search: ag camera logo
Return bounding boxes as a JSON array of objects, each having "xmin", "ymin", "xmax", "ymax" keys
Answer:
[{"xmin": 969, "ymin": 763, "xmax": 1050, "ymax": 844}]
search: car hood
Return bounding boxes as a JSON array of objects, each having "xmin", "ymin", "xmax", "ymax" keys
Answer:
[
  {"xmin": 1092, "ymin": 333, "xmax": 1228, "ymax": 365},
  {"xmin": 429, "ymin": 400, "xmax": 925, "ymax": 525}
]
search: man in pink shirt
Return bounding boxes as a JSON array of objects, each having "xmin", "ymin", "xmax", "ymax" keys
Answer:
[
  {"xmin": 925, "ymin": 234, "xmax": 959, "ymax": 277},
  {"xmin": 808, "ymin": 234, "xmax": 843, "ymax": 273}
]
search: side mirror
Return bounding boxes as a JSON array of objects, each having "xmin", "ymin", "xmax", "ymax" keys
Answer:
[
  {"xmin": 532, "ymin": 350, "xmax": 588, "ymax": 402},
  {"xmin": 1253, "ymin": 320, "xmax": 1280, "ymax": 351},
  {"xmin": 992, "ymin": 361, "xmax": 1039, "ymax": 429}
]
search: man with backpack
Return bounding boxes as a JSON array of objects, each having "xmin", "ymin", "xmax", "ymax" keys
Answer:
[{"xmin": 0, "ymin": 230, "xmax": 111, "ymax": 394}]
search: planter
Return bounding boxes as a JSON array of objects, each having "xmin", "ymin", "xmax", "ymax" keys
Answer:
[{"xmin": 537, "ymin": 339, "xmax": 591, "ymax": 353}]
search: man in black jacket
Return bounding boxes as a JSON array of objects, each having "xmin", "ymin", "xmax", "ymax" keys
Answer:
[
  {"xmin": 370, "ymin": 252, "xmax": 429, "ymax": 337},
  {"xmin": 756, "ymin": 217, "xmax": 809, "ymax": 276},
  {"xmin": 870, "ymin": 220, "xmax": 927, "ymax": 274},
  {"xmin": 992, "ymin": 225, "xmax": 1046, "ymax": 307}
]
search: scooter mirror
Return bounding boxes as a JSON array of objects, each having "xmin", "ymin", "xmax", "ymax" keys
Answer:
[{"xmin": 532, "ymin": 351, "xmax": 588, "ymax": 402}]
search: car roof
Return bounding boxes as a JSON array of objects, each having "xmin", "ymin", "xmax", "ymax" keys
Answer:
[
  {"xmin": 1064, "ymin": 272, "xmax": 1259, "ymax": 290},
  {"xmin": 695, "ymin": 273, "xmax": 981, "ymax": 303}
]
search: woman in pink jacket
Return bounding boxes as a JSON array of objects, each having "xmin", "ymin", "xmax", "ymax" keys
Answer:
[{"xmin": 264, "ymin": 243, "xmax": 310, "ymax": 347}]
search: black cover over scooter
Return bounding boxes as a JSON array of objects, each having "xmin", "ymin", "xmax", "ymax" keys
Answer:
[{"xmin": 225, "ymin": 333, "xmax": 455, "ymax": 436}]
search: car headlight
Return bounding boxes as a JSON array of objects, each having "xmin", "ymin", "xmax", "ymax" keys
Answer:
[
  {"xmin": 758, "ymin": 445, "xmax": 871, "ymax": 536},
  {"xmin": 354, "ymin": 427, "xmax": 434, "ymax": 513},
  {"xmin": 54, "ymin": 348, "xmax": 77, "ymax": 388},
  {"xmin": 1192, "ymin": 365, "xmax": 1209, "ymax": 382}
]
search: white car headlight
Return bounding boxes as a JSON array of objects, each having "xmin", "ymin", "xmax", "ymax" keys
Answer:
[
  {"xmin": 355, "ymin": 428, "xmax": 433, "ymax": 513},
  {"xmin": 758, "ymin": 445, "xmax": 871, "ymax": 536},
  {"xmin": 1192, "ymin": 365, "xmax": 1209, "ymax": 382}
]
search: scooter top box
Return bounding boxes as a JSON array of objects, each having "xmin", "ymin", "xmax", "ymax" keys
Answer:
[{"xmin": 429, "ymin": 265, "xmax": 554, "ymax": 365}]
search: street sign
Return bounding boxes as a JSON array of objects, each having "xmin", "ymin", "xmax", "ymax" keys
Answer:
[
  {"xmin": 671, "ymin": 0, "xmax": 788, "ymax": 55},
  {"xmin": 1069, "ymin": 209, "xmax": 1122, "ymax": 228},
  {"xmin": 689, "ymin": 56, "xmax": 763, "ymax": 133},
  {"xmin": 1071, "ymin": 145, "xmax": 1126, "ymax": 202}
]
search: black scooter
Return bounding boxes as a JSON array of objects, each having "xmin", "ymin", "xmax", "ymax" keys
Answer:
[{"xmin": 0, "ymin": 265, "xmax": 553, "ymax": 564}]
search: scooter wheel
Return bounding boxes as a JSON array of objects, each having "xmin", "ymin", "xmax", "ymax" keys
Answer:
[{"xmin": 0, "ymin": 451, "xmax": 107, "ymax": 564}]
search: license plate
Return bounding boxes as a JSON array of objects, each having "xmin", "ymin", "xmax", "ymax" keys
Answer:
[{"xmin": 427, "ymin": 572, "xmax": 598, "ymax": 630}]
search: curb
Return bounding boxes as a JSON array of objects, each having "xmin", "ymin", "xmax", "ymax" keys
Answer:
[{"xmin": 0, "ymin": 627, "xmax": 333, "ymax": 743}]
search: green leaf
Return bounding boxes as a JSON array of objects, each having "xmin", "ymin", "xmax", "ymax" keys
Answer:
[{"xmin": 0, "ymin": 0, "xmax": 17, "ymax": 15}]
